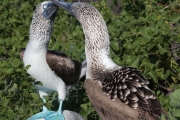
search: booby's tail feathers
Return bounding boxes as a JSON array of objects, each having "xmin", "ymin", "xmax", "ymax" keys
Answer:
[{"xmin": 79, "ymin": 60, "xmax": 87, "ymax": 79}]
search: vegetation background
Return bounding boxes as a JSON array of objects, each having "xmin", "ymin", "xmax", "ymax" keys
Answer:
[{"xmin": 0, "ymin": 0, "xmax": 180, "ymax": 119}]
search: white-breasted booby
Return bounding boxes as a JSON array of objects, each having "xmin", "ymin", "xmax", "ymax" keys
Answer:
[
  {"xmin": 20, "ymin": 1, "xmax": 86, "ymax": 119},
  {"xmin": 53, "ymin": 1, "xmax": 165, "ymax": 120}
]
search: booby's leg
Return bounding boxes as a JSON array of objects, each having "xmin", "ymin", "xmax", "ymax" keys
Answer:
[
  {"xmin": 27, "ymin": 91, "xmax": 55, "ymax": 120},
  {"xmin": 34, "ymin": 86, "xmax": 66, "ymax": 120},
  {"xmin": 44, "ymin": 100, "xmax": 65, "ymax": 120},
  {"xmin": 44, "ymin": 86, "xmax": 66, "ymax": 119},
  {"xmin": 39, "ymin": 90, "xmax": 48, "ymax": 103},
  {"xmin": 39, "ymin": 90, "xmax": 55, "ymax": 114}
]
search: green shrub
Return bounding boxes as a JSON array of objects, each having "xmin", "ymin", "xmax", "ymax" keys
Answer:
[{"xmin": 0, "ymin": 0, "xmax": 180, "ymax": 119}]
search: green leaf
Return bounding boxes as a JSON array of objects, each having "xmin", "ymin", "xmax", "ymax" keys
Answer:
[
  {"xmin": 34, "ymin": 81, "xmax": 43, "ymax": 86},
  {"xmin": 110, "ymin": 41, "xmax": 119, "ymax": 51},
  {"xmin": 69, "ymin": 43, "xmax": 75, "ymax": 51},
  {"xmin": 160, "ymin": 113, "xmax": 166, "ymax": 120},
  {"xmin": 171, "ymin": 109, "xmax": 180, "ymax": 117},
  {"xmin": 174, "ymin": 35, "xmax": 180, "ymax": 43},
  {"xmin": 6, "ymin": 68, "xmax": 15, "ymax": 74},
  {"xmin": 164, "ymin": 69, "xmax": 171, "ymax": 79},
  {"xmin": 7, "ymin": 83, "xmax": 17, "ymax": 92},
  {"xmin": 25, "ymin": 65, "xmax": 31, "ymax": 70},
  {"xmin": 6, "ymin": 110, "xmax": 15, "ymax": 118},
  {"xmin": 148, "ymin": 70, "xmax": 158, "ymax": 83},
  {"xmin": 170, "ymin": 89, "xmax": 180, "ymax": 106},
  {"xmin": 170, "ymin": 14, "xmax": 180, "ymax": 22},
  {"xmin": 15, "ymin": 68, "xmax": 22, "ymax": 72},
  {"xmin": 2, "ymin": 98, "xmax": 10, "ymax": 106},
  {"xmin": 23, "ymin": 91, "xmax": 32, "ymax": 98},
  {"xmin": 156, "ymin": 69, "xmax": 164, "ymax": 80},
  {"xmin": 145, "ymin": 31, "xmax": 152, "ymax": 40},
  {"xmin": 30, "ymin": 93, "xmax": 39, "ymax": 101},
  {"xmin": 129, "ymin": 56, "xmax": 141, "ymax": 68},
  {"xmin": 79, "ymin": 109, "xmax": 88, "ymax": 119},
  {"xmin": 157, "ymin": 44, "xmax": 167, "ymax": 55}
]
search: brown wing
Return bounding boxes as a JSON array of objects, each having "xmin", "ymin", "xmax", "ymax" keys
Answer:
[
  {"xmin": 20, "ymin": 48, "xmax": 82, "ymax": 85},
  {"xmin": 46, "ymin": 50, "xmax": 81, "ymax": 85},
  {"xmin": 84, "ymin": 79, "xmax": 159, "ymax": 120},
  {"xmin": 101, "ymin": 67, "xmax": 162, "ymax": 119}
]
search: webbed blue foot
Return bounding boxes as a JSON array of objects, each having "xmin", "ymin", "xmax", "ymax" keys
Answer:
[
  {"xmin": 44, "ymin": 100, "xmax": 65, "ymax": 120},
  {"xmin": 28, "ymin": 100, "xmax": 65, "ymax": 120},
  {"xmin": 44, "ymin": 112, "xmax": 64, "ymax": 120},
  {"xmin": 28, "ymin": 106, "xmax": 55, "ymax": 120}
]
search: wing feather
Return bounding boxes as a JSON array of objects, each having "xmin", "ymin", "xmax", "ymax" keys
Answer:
[
  {"xmin": 46, "ymin": 50, "xmax": 82, "ymax": 85},
  {"xmin": 101, "ymin": 67, "xmax": 162, "ymax": 119}
]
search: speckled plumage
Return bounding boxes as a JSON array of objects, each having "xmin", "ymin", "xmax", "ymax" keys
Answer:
[
  {"xmin": 79, "ymin": 4, "xmax": 162, "ymax": 118},
  {"xmin": 101, "ymin": 67, "xmax": 162, "ymax": 118},
  {"xmin": 53, "ymin": 1, "xmax": 163, "ymax": 119},
  {"xmin": 69, "ymin": 3, "xmax": 119, "ymax": 79},
  {"xmin": 75, "ymin": 3, "xmax": 162, "ymax": 119}
]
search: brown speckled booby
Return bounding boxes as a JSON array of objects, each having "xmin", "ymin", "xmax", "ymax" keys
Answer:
[{"xmin": 53, "ymin": 1, "xmax": 165, "ymax": 120}]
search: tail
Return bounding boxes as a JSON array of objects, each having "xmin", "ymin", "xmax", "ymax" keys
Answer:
[{"xmin": 79, "ymin": 60, "xmax": 87, "ymax": 80}]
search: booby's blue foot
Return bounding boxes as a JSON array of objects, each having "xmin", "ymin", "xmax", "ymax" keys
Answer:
[
  {"xmin": 28, "ymin": 100, "xmax": 65, "ymax": 120},
  {"xmin": 44, "ymin": 112, "xmax": 64, "ymax": 120},
  {"xmin": 28, "ymin": 106, "xmax": 55, "ymax": 120}
]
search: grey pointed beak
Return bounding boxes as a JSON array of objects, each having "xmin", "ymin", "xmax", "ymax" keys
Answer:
[{"xmin": 53, "ymin": 1, "xmax": 75, "ymax": 17}]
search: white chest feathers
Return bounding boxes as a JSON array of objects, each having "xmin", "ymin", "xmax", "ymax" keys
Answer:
[{"xmin": 23, "ymin": 47, "xmax": 66, "ymax": 93}]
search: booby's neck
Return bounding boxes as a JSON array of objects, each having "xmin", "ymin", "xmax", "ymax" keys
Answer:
[
  {"xmin": 23, "ymin": 14, "xmax": 54, "ymax": 66},
  {"xmin": 27, "ymin": 13, "xmax": 54, "ymax": 50},
  {"xmin": 78, "ymin": 5, "xmax": 118, "ymax": 78},
  {"xmin": 83, "ymin": 16, "xmax": 110, "ymax": 57},
  {"xmin": 27, "ymin": 34, "xmax": 49, "ymax": 51}
]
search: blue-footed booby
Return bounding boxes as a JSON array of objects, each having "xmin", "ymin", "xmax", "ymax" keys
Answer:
[
  {"xmin": 20, "ymin": 1, "xmax": 86, "ymax": 119},
  {"xmin": 53, "ymin": 1, "xmax": 164, "ymax": 120}
]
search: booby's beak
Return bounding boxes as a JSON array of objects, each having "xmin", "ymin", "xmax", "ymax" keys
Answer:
[
  {"xmin": 52, "ymin": 1, "xmax": 75, "ymax": 17},
  {"xmin": 42, "ymin": 2, "xmax": 58, "ymax": 19}
]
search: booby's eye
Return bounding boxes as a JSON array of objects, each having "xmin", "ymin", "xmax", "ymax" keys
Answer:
[{"xmin": 43, "ymin": 3, "xmax": 49, "ymax": 9}]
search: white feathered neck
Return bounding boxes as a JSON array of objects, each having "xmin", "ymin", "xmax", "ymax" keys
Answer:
[{"xmin": 72, "ymin": 3, "xmax": 118, "ymax": 79}]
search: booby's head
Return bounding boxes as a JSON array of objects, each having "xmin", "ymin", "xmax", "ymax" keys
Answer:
[
  {"xmin": 30, "ymin": 1, "xmax": 58, "ymax": 45},
  {"xmin": 53, "ymin": 1, "xmax": 100, "ymax": 23}
]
